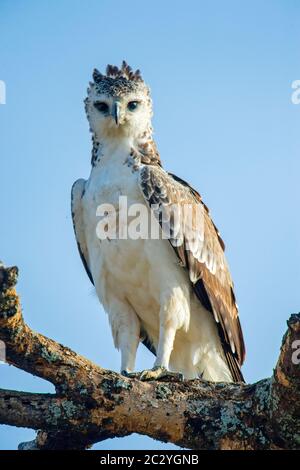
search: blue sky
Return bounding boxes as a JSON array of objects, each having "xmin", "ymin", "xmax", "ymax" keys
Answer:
[{"xmin": 0, "ymin": 0, "xmax": 299, "ymax": 450}]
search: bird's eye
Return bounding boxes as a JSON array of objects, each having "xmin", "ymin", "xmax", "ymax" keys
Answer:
[
  {"xmin": 127, "ymin": 101, "xmax": 139, "ymax": 111},
  {"xmin": 94, "ymin": 101, "xmax": 109, "ymax": 113}
]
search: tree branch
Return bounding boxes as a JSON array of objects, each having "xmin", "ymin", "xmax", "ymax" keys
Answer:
[
  {"xmin": 0, "ymin": 389, "xmax": 86, "ymax": 430},
  {"xmin": 0, "ymin": 263, "xmax": 299, "ymax": 449}
]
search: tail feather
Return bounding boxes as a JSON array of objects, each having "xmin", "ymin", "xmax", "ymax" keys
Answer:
[{"xmin": 224, "ymin": 346, "xmax": 245, "ymax": 382}]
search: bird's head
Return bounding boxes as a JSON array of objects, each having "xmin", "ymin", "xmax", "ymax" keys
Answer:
[{"xmin": 85, "ymin": 61, "xmax": 152, "ymax": 140}]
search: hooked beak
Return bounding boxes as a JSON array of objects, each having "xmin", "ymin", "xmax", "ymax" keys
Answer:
[{"xmin": 112, "ymin": 101, "xmax": 120, "ymax": 126}]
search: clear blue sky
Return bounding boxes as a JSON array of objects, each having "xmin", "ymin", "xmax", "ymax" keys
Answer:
[{"xmin": 0, "ymin": 0, "xmax": 299, "ymax": 450}]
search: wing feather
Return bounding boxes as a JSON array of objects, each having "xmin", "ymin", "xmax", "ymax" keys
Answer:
[{"xmin": 139, "ymin": 166, "xmax": 245, "ymax": 382}]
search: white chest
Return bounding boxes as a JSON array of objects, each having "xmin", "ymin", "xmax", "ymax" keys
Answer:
[{"xmin": 81, "ymin": 144, "xmax": 162, "ymax": 323}]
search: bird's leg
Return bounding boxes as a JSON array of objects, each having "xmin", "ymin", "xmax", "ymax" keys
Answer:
[
  {"xmin": 154, "ymin": 323, "xmax": 176, "ymax": 369},
  {"xmin": 119, "ymin": 296, "xmax": 184, "ymax": 382},
  {"xmin": 107, "ymin": 300, "xmax": 140, "ymax": 377},
  {"xmin": 139, "ymin": 310, "xmax": 184, "ymax": 382},
  {"xmin": 120, "ymin": 335, "xmax": 139, "ymax": 377}
]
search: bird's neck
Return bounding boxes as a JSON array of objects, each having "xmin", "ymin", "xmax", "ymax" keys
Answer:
[{"xmin": 90, "ymin": 127, "xmax": 161, "ymax": 168}]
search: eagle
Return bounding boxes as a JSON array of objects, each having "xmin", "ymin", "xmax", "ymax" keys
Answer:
[{"xmin": 71, "ymin": 61, "xmax": 245, "ymax": 382}]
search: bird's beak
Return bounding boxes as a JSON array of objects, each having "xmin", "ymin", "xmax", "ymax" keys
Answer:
[{"xmin": 113, "ymin": 101, "xmax": 120, "ymax": 126}]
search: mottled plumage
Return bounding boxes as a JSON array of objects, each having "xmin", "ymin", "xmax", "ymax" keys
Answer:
[{"xmin": 72, "ymin": 61, "xmax": 245, "ymax": 382}]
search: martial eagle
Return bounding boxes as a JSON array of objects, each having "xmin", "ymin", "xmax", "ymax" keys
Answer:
[{"xmin": 71, "ymin": 62, "xmax": 245, "ymax": 382}]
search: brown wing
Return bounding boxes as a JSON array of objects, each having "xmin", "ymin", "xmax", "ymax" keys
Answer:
[{"xmin": 139, "ymin": 166, "xmax": 245, "ymax": 382}]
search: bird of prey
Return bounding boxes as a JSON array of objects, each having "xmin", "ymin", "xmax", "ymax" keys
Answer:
[{"xmin": 72, "ymin": 61, "xmax": 245, "ymax": 382}]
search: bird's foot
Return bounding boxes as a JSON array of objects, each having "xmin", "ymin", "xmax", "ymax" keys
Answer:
[
  {"xmin": 121, "ymin": 370, "xmax": 141, "ymax": 379},
  {"xmin": 121, "ymin": 366, "xmax": 184, "ymax": 382},
  {"xmin": 140, "ymin": 366, "xmax": 184, "ymax": 381}
]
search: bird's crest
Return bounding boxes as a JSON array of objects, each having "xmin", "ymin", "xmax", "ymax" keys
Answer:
[
  {"xmin": 93, "ymin": 61, "xmax": 143, "ymax": 84},
  {"xmin": 88, "ymin": 61, "xmax": 148, "ymax": 98}
]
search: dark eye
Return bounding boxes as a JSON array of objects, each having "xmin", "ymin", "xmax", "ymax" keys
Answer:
[
  {"xmin": 94, "ymin": 101, "xmax": 109, "ymax": 113},
  {"xmin": 127, "ymin": 101, "xmax": 139, "ymax": 111}
]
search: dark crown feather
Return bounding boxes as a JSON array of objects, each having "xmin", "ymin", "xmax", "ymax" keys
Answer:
[{"xmin": 93, "ymin": 60, "xmax": 143, "ymax": 84}]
